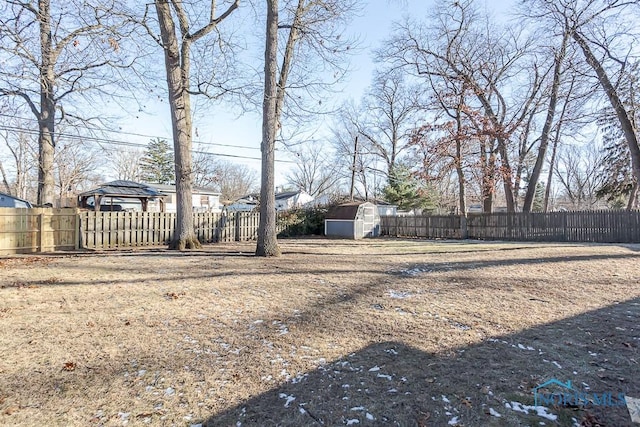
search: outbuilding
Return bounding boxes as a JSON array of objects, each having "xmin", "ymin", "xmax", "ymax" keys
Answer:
[
  {"xmin": 0, "ymin": 191, "xmax": 32, "ymax": 208},
  {"xmin": 324, "ymin": 201, "xmax": 380, "ymax": 239}
]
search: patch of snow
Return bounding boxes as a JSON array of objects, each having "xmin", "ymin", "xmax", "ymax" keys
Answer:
[
  {"xmin": 442, "ymin": 395, "xmax": 451, "ymax": 403},
  {"xmin": 400, "ymin": 266, "xmax": 432, "ymax": 276},
  {"xmin": 350, "ymin": 406, "xmax": 365, "ymax": 411},
  {"xmin": 342, "ymin": 384, "xmax": 350, "ymax": 388},
  {"xmin": 366, "ymin": 413, "xmax": 374, "ymax": 420},
  {"xmin": 551, "ymin": 361, "xmax": 562, "ymax": 369},
  {"xmin": 448, "ymin": 416, "xmax": 460, "ymax": 425},
  {"xmin": 401, "ymin": 377, "xmax": 407, "ymax": 382},
  {"xmin": 346, "ymin": 419, "xmax": 360, "ymax": 425},
  {"xmin": 385, "ymin": 348, "xmax": 399, "ymax": 355},
  {"xmin": 388, "ymin": 388, "xmax": 398, "ymax": 393},
  {"xmin": 589, "ymin": 351, "xmax": 598, "ymax": 356},
  {"xmin": 299, "ymin": 407, "xmax": 306, "ymax": 415},
  {"xmin": 387, "ymin": 290, "xmax": 412, "ymax": 299},
  {"xmin": 291, "ymin": 373, "xmax": 308, "ymax": 384},
  {"xmin": 377, "ymin": 374, "xmax": 393, "ymax": 380},
  {"xmin": 368, "ymin": 366, "xmax": 380, "ymax": 372},
  {"xmin": 164, "ymin": 387, "xmax": 175, "ymax": 396},
  {"xmin": 253, "ymin": 319, "xmax": 264, "ymax": 324},
  {"xmin": 278, "ymin": 393, "xmax": 296, "ymax": 408},
  {"xmin": 505, "ymin": 401, "xmax": 557, "ymax": 421},
  {"xmin": 517, "ymin": 344, "xmax": 535, "ymax": 351},
  {"xmin": 489, "ymin": 408, "xmax": 501, "ymax": 417}
]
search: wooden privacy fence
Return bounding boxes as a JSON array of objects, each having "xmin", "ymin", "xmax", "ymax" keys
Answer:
[
  {"xmin": 381, "ymin": 210, "xmax": 640, "ymax": 243},
  {"xmin": 80, "ymin": 210, "xmax": 275, "ymax": 250},
  {"xmin": 0, "ymin": 208, "xmax": 78, "ymax": 254},
  {"xmin": 0, "ymin": 209, "xmax": 280, "ymax": 254}
]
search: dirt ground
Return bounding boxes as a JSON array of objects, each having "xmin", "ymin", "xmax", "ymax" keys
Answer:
[{"xmin": 0, "ymin": 238, "xmax": 639, "ymax": 426}]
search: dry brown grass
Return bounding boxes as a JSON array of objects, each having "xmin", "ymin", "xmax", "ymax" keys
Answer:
[{"xmin": 0, "ymin": 238, "xmax": 639, "ymax": 426}]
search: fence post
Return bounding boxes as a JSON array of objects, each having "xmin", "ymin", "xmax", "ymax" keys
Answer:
[
  {"xmin": 460, "ymin": 215, "xmax": 468, "ymax": 239},
  {"xmin": 235, "ymin": 211, "xmax": 241, "ymax": 242},
  {"xmin": 38, "ymin": 211, "xmax": 45, "ymax": 252},
  {"xmin": 75, "ymin": 210, "xmax": 81, "ymax": 250}
]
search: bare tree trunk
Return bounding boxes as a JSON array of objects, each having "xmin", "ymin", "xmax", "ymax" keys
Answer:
[
  {"xmin": 480, "ymin": 139, "xmax": 495, "ymax": 213},
  {"xmin": 0, "ymin": 161, "xmax": 10, "ymax": 194},
  {"xmin": 572, "ymin": 30, "xmax": 640, "ymax": 210},
  {"xmin": 37, "ymin": 0, "xmax": 56, "ymax": 206},
  {"xmin": 256, "ymin": 0, "xmax": 281, "ymax": 257},
  {"xmin": 155, "ymin": 0, "xmax": 200, "ymax": 250},
  {"xmin": 627, "ymin": 182, "xmax": 638, "ymax": 210},
  {"xmin": 543, "ymin": 134, "xmax": 560, "ymax": 212},
  {"xmin": 350, "ymin": 135, "xmax": 358, "ymax": 201},
  {"xmin": 524, "ymin": 32, "xmax": 568, "ymax": 212}
]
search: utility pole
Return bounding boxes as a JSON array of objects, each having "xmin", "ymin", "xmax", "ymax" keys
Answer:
[{"xmin": 349, "ymin": 135, "xmax": 359, "ymax": 201}]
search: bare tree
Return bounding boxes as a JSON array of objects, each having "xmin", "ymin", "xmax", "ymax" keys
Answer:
[
  {"xmin": 0, "ymin": 1, "xmax": 136, "ymax": 205},
  {"xmin": 151, "ymin": 0, "xmax": 239, "ymax": 249},
  {"xmin": 0, "ymin": 123, "xmax": 38, "ymax": 200},
  {"xmin": 256, "ymin": 0, "xmax": 358, "ymax": 256},
  {"xmin": 111, "ymin": 149, "xmax": 144, "ymax": 181},
  {"xmin": 286, "ymin": 141, "xmax": 340, "ymax": 197},
  {"xmin": 382, "ymin": 0, "xmax": 539, "ymax": 212},
  {"xmin": 54, "ymin": 139, "xmax": 102, "ymax": 202},
  {"xmin": 356, "ymin": 70, "xmax": 423, "ymax": 180},
  {"xmin": 528, "ymin": 0, "xmax": 640, "ymax": 208},
  {"xmin": 554, "ymin": 143, "xmax": 605, "ymax": 209}
]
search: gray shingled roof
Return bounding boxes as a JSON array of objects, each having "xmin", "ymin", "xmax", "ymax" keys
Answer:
[{"xmin": 78, "ymin": 181, "xmax": 166, "ymax": 198}]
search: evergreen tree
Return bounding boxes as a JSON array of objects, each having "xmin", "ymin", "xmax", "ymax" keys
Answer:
[
  {"xmin": 532, "ymin": 182, "xmax": 546, "ymax": 212},
  {"xmin": 595, "ymin": 62, "xmax": 639, "ymax": 208},
  {"xmin": 139, "ymin": 138, "xmax": 175, "ymax": 184},
  {"xmin": 383, "ymin": 166, "xmax": 436, "ymax": 211}
]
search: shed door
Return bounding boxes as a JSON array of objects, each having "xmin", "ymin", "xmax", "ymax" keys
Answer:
[{"xmin": 362, "ymin": 205, "xmax": 377, "ymax": 237}]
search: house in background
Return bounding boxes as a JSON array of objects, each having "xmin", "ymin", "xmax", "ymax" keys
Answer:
[
  {"xmin": 225, "ymin": 194, "xmax": 259, "ymax": 212},
  {"xmin": 0, "ymin": 191, "xmax": 32, "ymax": 208},
  {"xmin": 275, "ymin": 190, "xmax": 313, "ymax": 211},
  {"xmin": 148, "ymin": 184, "xmax": 222, "ymax": 213},
  {"xmin": 226, "ymin": 190, "xmax": 314, "ymax": 212}
]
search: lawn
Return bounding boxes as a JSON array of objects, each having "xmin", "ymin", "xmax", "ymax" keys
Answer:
[{"xmin": 0, "ymin": 238, "xmax": 639, "ymax": 426}]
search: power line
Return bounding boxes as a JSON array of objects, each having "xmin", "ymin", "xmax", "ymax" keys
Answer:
[
  {"xmin": 0, "ymin": 112, "xmax": 274, "ymax": 153},
  {"xmin": 0, "ymin": 124, "xmax": 296, "ymax": 164}
]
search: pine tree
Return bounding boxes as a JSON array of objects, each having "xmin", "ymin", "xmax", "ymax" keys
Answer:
[
  {"xmin": 139, "ymin": 138, "xmax": 175, "ymax": 184},
  {"xmin": 383, "ymin": 166, "xmax": 436, "ymax": 211},
  {"xmin": 532, "ymin": 182, "xmax": 546, "ymax": 212}
]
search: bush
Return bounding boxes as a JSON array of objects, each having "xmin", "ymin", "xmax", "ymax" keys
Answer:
[{"xmin": 277, "ymin": 206, "xmax": 328, "ymax": 237}]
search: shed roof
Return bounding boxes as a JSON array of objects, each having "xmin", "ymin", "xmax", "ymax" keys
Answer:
[
  {"xmin": 0, "ymin": 191, "xmax": 32, "ymax": 207},
  {"xmin": 78, "ymin": 180, "xmax": 166, "ymax": 198},
  {"xmin": 325, "ymin": 202, "xmax": 368, "ymax": 220}
]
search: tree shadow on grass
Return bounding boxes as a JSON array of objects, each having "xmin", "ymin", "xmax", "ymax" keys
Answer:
[{"xmin": 205, "ymin": 298, "xmax": 640, "ymax": 427}]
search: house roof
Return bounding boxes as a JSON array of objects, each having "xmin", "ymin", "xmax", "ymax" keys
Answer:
[
  {"xmin": 78, "ymin": 180, "xmax": 166, "ymax": 198},
  {"xmin": 275, "ymin": 190, "xmax": 303, "ymax": 200},
  {"xmin": 325, "ymin": 202, "xmax": 372, "ymax": 220}
]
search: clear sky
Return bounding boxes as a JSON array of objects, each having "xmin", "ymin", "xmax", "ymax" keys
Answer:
[{"xmin": 112, "ymin": 0, "xmax": 517, "ymax": 187}]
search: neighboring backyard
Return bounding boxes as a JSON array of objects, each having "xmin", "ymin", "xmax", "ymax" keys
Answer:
[{"xmin": 0, "ymin": 238, "xmax": 639, "ymax": 426}]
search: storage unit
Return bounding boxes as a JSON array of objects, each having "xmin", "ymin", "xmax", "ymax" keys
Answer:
[{"xmin": 324, "ymin": 202, "xmax": 380, "ymax": 239}]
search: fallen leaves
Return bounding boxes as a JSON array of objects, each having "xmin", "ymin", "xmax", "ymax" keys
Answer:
[
  {"xmin": 164, "ymin": 292, "xmax": 185, "ymax": 300},
  {"xmin": 62, "ymin": 362, "xmax": 76, "ymax": 372},
  {"xmin": 3, "ymin": 405, "xmax": 19, "ymax": 415}
]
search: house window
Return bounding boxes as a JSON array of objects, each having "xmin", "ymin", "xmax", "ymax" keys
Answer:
[{"xmin": 200, "ymin": 195, "xmax": 209, "ymax": 206}]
